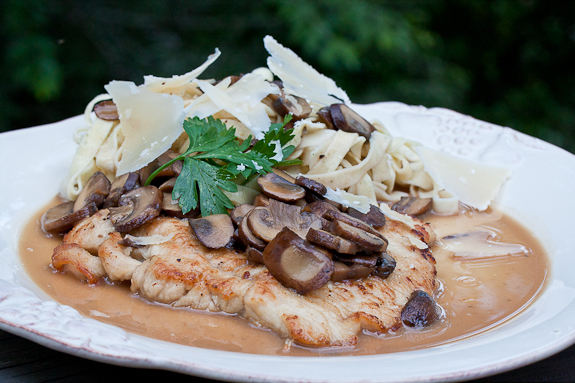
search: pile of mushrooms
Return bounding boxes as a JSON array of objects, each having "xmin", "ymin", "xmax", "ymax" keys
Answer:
[{"xmin": 185, "ymin": 170, "xmax": 398, "ymax": 295}]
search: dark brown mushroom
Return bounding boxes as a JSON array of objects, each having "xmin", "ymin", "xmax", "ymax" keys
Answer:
[
  {"xmin": 257, "ymin": 173, "xmax": 305, "ymax": 202},
  {"xmin": 230, "ymin": 204, "xmax": 256, "ymax": 226},
  {"xmin": 253, "ymin": 193, "xmax": 270, "ymax": 207},
  {"xmin": 302, "ymin": 200, "xmax": 340, "ymax": 218},
  {"xmin": 271, "ymin": 94, "xmax": 312, "ymax": 121},
  {"xmin": 316, "ymin": 106, "xmax": 334, "ymax": 130},
  {"xmin": 113, "ymin": 186, "xmax": 163, "ymax": 232},
  {"xmin": 392, "ymin": 197, "xmax": 433, "ymax": 216},
  {"xmin": 401, "ymin": 290, "xmax": 441, "ymax": 328},
  {"xmin": 104, "ymin": 172, "xmax": 140, "ymax": 208},
  {"xmin": 108, "ymin": 205, "xmax": 134, "ymax": 227},
  {"xmin": 137, "ymin": 160, "xmax": 160, "ymax": 186},
  {"xmin": 306, "ymin": 228, "xmax": 360, "ymax": 254},
  {"xmin": 323, "ymin": 208, "xmax": 386, "ymax": 240},
  {"xmin": 93, "ymin": 99, "xmax": 119, "ymax": 120},
  {"xmin": 161, "ymin": 192, "xmax": 199, "ymax": 219},
  {"xmin": 156, "ymin": 150, "xmax": 183, "ymax": 178},
  {"xmin": 295, "ymin": 175, "xmax": 327, "ymax": 196},
  {"xmin": 373, "ymin": 252, "xmax": 396, "ymax": 279},
  {"xmin": 329, "ymin": 104, "xmax": 375, "ymax": 139},
  {"xmin": 158, "ymin": 177, "xmax": 177, "ymax": 193},
  {"xmin": 346, "ymin": 204, "xmax": 386, "ymax": 228},
  {"xmin": 247, "ymin": 199, "xmax": 323, "ymax": 242},
  {"xmin": 73, "ymin": 171, "xmax": 111, "ymax": 211},
  {"xmin": 41, "ymin": 201, "xmax": 98, "ymax": 234},
  {"xmin": 238, "ymin": 210, "xmax": 268, "ymax": 251},
  {"xmin": 334, "ymin": 252, "xmax": 379, "ymax": 268},
  {"xmin": 263, "ymin": 227, "xmax": 334, "ymax": 294},
  {"xmin": 189, "ymin": 214, "xmax": 234, "ymax": 249},
  {"xmin": 331, "ymin": 261, "xmax": 372, "ymax": 282},
  {"xmin": 333, "ymin": 220, "xmax": 388, "ymax": 253},
  {"xmin": 245, "ymin": 246, "xmax": 265, "ymax": 264}
]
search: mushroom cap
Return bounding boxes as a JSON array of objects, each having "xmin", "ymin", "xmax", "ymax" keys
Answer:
[
  {"xmin": 113, "ymin": 185, "xmax": 163, "ymax": 232},
  {"xmin": 93, "ymin": 99, "xmax": 119, "ymax": 120},
  {"xmin": 238, "ymin": 211, "xmax": 268, "ymax": 251},
  {"xmin": 257, "ymin": 173, "xmax": 305, "ymax": 202},
  {"xmin": 247, "ymin": 199, "xmax": 323, "ymax": 243},
  {"xmin": 401, "ymin": 290, "xmax": 441, "ymax": 328},
  {"xmin": 263, "ymin": 227, "xmax": 334, "ymax": 294},
  {"xmin": 333, "ymin": 220, "xmax": 388, "ymax": 253},
  {"xmin": 42, "ymin": 201, "xmax": 98, "ymax": 234},
  {"xmin": 331, "ymin": 261, "xmax": 372, "ymax": 282},
  {"xmin": 189, "ymin": 214, "xmax": 234, "ymax": 249},
  {"xmin": 104, "ymin": 172, "xmax": 140, "ymax": 208},
  {"xmin": 306, "ymin": 228, "xmax": 360, "ymax": 254},
  {"xmin": 392, "ymin": 197, "xmax": 433, "ymax": 216},
  {"xmin": 74, "ymin": 171, "xmax": 111, "ymax": 211},
  {"xmin": 347, "ymin": 204, "xmax": 386, "ymax": 228},
  {"xmin": 329, "ymin": 103, "xmax": 375, "ymax": 139},
  {"xmin": 230, "ymin": 204, "xmax": 256, "ymax": 226}
]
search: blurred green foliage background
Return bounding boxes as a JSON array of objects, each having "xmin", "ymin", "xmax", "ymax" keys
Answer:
[{"xmin": 1, "ymin": 0, "xmax": 574, "ymax": 153}]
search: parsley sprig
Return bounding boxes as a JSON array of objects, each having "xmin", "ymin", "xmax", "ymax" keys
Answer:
[{"xmin": 145, "ymin": 114, "xmax": 300, "ymax": 217}]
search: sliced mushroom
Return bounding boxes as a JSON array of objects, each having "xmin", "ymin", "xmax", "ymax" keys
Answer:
[
  {"xmin": 238, "ymin": 210, "xmax": 268, "ymax": 251},
  {"xmin": 113, "ymin": 186, "xmax": 163, "ymax": 232},
  {"xmin": 333, "ymin": 220, "xmax": 388, "ymax": 253},
  {"xmin": 331, "ymin": 261, "xmax": 372, "ymax": 282},
  {"xmin": 306, "ymin": 228, "xmax": 360, "ymax": 254},
  {"xmin": 41, "ymin": 201, "xmax": 98, "ymax": 234},
  {"xmin": 189, "ymin": 214, "xmax": 234, "ymax": 249},
  {"xmin": 316, "ymin": 106, "xmax": 334, "ymax": 130},
  {"xmin": 156, "ymin": 150, "xmax": 183, "ymax": 178},
  {"xmin": 392, "ymin": 197, "xmax": 433, "ymax": 216},
  {"xmin": 109, "ymin": 205, "xmax": 135, "ymax": 227},
  {"xmin": 253, "ymin": 193, "xmax": 270, "ymax": 207},
  {"xmin": 74, "ymin": 171, "xmax": 111, "ymax": 211},
  {"xmin": 158, "ymin": 177, "xmax": 177, "ymax": 193},
  {"xmin": 346, "ymin": 204, "xmax": 386, "ymax": 228},
  {"xmin": 137, "ymin": 160, "xmax": 160, "ymax": 186},
  {"xmin": 257, "ymin": 173, "xmax": 305, "ymax": 202},
  {"xmin": 272, "ymin": 168, "xmax": 296, "ymax": 183},
  {"xmin": 334, "ymin": 252, "xmax": 379, "ymax": 268},
  {"xmin": 93, "ymin": 99, "xmax": 119, "ymax": 120},
  {"xmin": 329, "ymin": 104, "xmax": 375, "ymax": 139},
  {"xmin": 104, "ymin": 172, "xmax": 140, "ymax": 208},
  {"xmin": 245, "ymin": 246, "xmax": 265, "ymax": 264},
  {"xmin": 161, "ymin": 192, "xmax": 199, "ymax": 219},
  {"xmin": 401, "ymin": 290, "xmax": 440, "ymax": 328},
  {"xmin": 263, "ymin": 227, "xmax": 334, "ymax": 294},
  {"xmin": 323, "ymin": 208, "xmax": 385, "ymax": 240},
  {"xmin": 230, "ymin": 204, "xmax": 255, "ymax": 226},
  {"xmin": 295, "ymin": 175, "xmax": 327, "ymax": 196},
  {"xmin": 302, "ymin": 200, "xmax": 339, "ymax": 218},
  {"xmin": 247, "ymin": 199, "xmax": 323, "ymax": 242},
  {"xmin": 271, "ymin": 94, "xmax": 312, "ymax": 121},
  {"xmin": 373, "ymin": 252, "xmax": 396, "ymax": 279}
]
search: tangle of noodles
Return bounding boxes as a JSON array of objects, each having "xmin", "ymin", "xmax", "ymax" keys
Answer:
[{"xmin": 64, "ymin": 66, "xmax": 460, "ymax": 214}]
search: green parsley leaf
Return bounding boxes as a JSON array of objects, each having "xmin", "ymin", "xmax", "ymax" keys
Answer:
[{"xmin": 146, "ymin": 114, "xmax": 302, "ymax": 216}]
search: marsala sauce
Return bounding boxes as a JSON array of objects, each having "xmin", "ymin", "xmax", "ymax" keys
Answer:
[{"xmin": 19, "ymin": 198, "xmax": 549, "ymax": 356}]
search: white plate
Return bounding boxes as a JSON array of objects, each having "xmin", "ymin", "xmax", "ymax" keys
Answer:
[{"xmin": 1, "ymin": 102, "xmax": 575, "ymax": 382}]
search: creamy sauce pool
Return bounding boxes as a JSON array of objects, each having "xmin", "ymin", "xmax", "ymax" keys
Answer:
[{"xmin": 19, "ymin": 200, "xmax": 548, "ymax": 356}]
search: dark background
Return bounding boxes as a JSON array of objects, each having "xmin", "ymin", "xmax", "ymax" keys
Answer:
[{"xmin": 1, "ymin": 0, "xmax": 574, "ymax": 153}]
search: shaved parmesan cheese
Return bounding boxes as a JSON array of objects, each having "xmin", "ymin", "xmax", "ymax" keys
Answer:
[
  {"xmin": 188, "ymin": 73, "xmax": 279, "ymax": 139},
  {"xmin": 104, "ymin": 81, "xmax": 186, "ymax": 176},
  {"xmin": 324, "ymin": 187, "xmax": 371, "ymax": 213},
  {"xmin": 264, "ymin": 35, "xmax": 350, "ymax": 106},
  {"xmin": 416, "ymin": 146, "xmax": 511, "ymax": 211},
  {"xmin": 123, "ymin": 234, "xmax": 174, "ymax": 246},
  {"xmin": 143, "ymin": 48, "xmax": 221, "ymax": 92},
  {"xmin": 378, "ymin": 202, "xmax": 417, "ymax": 230}
]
